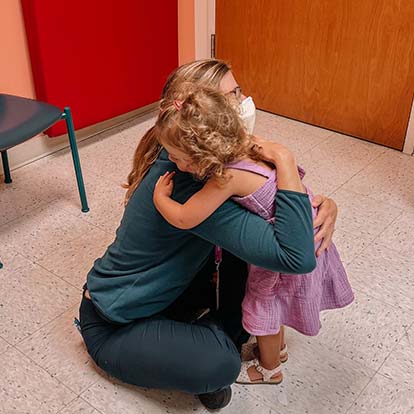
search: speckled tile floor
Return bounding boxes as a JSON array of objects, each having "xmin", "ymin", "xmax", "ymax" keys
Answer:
[{"xmin": 1, "ymin": 110, "xmax": 413, "ymax": 414}]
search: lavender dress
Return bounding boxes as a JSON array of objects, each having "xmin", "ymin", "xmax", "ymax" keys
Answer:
[{"xmin": 229, "ymin": 160, "xmax": 354, "ymax": 336}]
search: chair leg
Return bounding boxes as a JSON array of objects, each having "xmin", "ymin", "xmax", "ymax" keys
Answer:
[
  {"xmin": 1, "ymin": 150, "xmax": 12, "ymax": 184},
  {"xmin": 63, "ymin": 107, "xmax": 90, "ymax": 213}
]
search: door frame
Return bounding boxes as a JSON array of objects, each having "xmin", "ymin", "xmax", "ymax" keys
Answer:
[
  {"xmin": 194, "ymin": 0, "xmax": 215, "ymax": 60},
  {"xmin": 403, "ymin": 98, "xmax": 414, "ymax": 155}
]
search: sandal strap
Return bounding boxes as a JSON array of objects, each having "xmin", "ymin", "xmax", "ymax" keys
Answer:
[
  {"xmin": 253, "ymin": 359, "xmax": 282, "ymax": 382},
  {"xmin": 236, "ymin": 359, "xmax": 257, "ymax": 383}
]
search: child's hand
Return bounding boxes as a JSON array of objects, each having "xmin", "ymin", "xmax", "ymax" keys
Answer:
[
  {"xmin": 252, "ymin": 136, "xmax": 295, "ymax": 165},
  {"xmin": 154, "ymin": 171, "xmax": 176, "ymax": 200}
]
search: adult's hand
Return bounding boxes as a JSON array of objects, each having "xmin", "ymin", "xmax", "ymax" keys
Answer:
[{"xmin": 312, "ymin": 195, "xmax": 338, "ymax": 256}]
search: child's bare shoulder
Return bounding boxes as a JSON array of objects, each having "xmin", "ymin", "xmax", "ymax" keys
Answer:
[{"xmin": 226, "ymin": 161, "xmax": 270, "ymax": 197}]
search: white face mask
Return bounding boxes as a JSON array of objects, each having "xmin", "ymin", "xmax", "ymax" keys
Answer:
[{"xmin": 239, "ymin": 96, "xmax": 256, "ymax": 135}]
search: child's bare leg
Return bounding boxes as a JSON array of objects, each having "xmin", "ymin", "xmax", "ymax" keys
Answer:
[
  {"xmin": 253, "ymin": 326, "xmax": 285, "ymax": 357},
  {"xmin": 280, "ymin": 326, "xmax": 285, "ymax": 349},
  {"xmin": 247, "ymin": 332, "xmax": 282, "ymax": 381}
]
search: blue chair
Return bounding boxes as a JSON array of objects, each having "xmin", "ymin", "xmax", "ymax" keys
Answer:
[
  {"xmin": 0, "ymin": 94, "xmax": 90, "ymax": 268},
  {"xmin": 0, "ymin": 94, "xmax": 89, "ymax": 211}
]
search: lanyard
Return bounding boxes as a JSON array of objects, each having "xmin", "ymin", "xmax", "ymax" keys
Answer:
[{"xmin": 214, "ymin": 246, "xmax": 222, "ymax": 310}]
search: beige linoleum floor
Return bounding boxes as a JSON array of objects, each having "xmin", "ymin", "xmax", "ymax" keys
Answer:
[{"xmin": 1, "ymin": 110, "xmax": 414, "ymax": 414}]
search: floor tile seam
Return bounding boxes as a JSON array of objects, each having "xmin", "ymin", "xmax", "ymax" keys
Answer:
[
  {"xmin": 79, "ymin": 396, "xmax": 106, "ymax": 414},
  {"xmin": 13, "ymin": 301, "xmax": 80, "ymax": 349},
  {"xmin": 62, "ymin": 208, "xmax": 118, "ymax": 236},
  {"xmin": 1, "ymin": 217, "xmax": 112, "ymax": 264},
  {"xmin": 55, "ymin": 394, "xmax": 105, "ymax": 414},
  {"xmin": 344, "ymin": 316, "xmax": 403, "ymax": 410},
  {"xmin": 238, "ymin": 339, "xmax": 376, "ymax": 413},
  {"xmin": 54, "ymin": 395, "xmax": 80, "ymax": 414},
  {"xmin": 337, "ymin": 205, "xmax": 411, "ymax": 260},
  {"xmin": 306, "ymin": 131, "xmax": 337, "ymax": 149},
  {"xmin": 12, "ymin": 345, "xmax": 78, "ymax": 398},
  {"xmin": 351, "ymin": 210, "xmax": 413, "ymax": 260},
  {"xmin": 75, "ymin": 167, "xmax": 129, "ymax": 186},
  {"xmin": 0, "ymin": 258, "xmax": 83, "ymax": 293},
  {"xmin": 271, "ymin": 126, "xmax": 333, "ymax": 143},
  {"xmin": 0, "ymin": 343, "xmax": 11, "ymax": 357},
  {"xmin": 0, "ymin": 193, "xmax": 72, "ymax": 232},
  {"xmin": 233, "ymin": 385, "xmax": 286, "ymax": 414},
  {"xmin": 373, "ymin": 368, "xmax": 414, "ymax": 390},
  {"xmin": 302, "ymin": 326, "xmax": 379, "ymax": 376},
  {"xmin": 0, "ymin": 257, "xmax": 32, "ymax": 274},
  {"xmin": 345, "ymin": 367, "xmax": 414, "ymax": 414},
  {"xmin": 0, "ymin": 333, "xmax": 17, "ymax": 349},
  {"xmin": 0, "ymin": 199, "xmax": 53, "ymax": 230},
  {"xmin": 331, "ymin": 187, "xmax": 407, "ymax": 216},
  {"xmin": 337, "ymin": 215, "xmax": 410, "ymax": 264},
  {"xmin": 57, "ymin": 199, "xmax": 126, "ymax": 234},
  {"xmin": 372, "ymin": 325, "xmax": 412, "ymax": 377},
  {"xmin": 336, "ymin": 228, "xmax": 377, "ymax": 269},
  {"xmin": 316, "ymin": 285, "xmax": 414, "ymax": 371},
  {"xmin": 299, "ymin": 136, "xmax": 387, "ymax": 166},
  {"xmin": 344, "ymin": 373, "xmax": 377, "ymax": 414},
  {"xmin": 72, "ymin": 377, "xmax": 103, "ymax": 404},
  {"xmin": 13, "ymin": 127, "xmax": 154, "ymax": 180},
  {"xmin": 404, "ymin": 319, "xmax": 414, "ymax": 334},
  {"xmin": 34, "ymin": 261, "xmax": 84, "ymax": 292},
  {"xmin": 325, "ymin": 147, "xmax": 392, "ymax": 195},
  {"xmin": 367, "ymin": 237, "xmax": 414, "ymax": 261},
  {"xmin": 349, "ymin": 284, "xmax": 414, "ymax": 320}
]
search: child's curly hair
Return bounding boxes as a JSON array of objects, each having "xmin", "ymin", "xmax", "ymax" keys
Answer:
[{"xmin": 155, "ymin": 84, "xmax": 260, "ymax": 182}]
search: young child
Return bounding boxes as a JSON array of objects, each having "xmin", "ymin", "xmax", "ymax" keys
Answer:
[{"xmin": 153, "ymin": 86, "xmax": 354, "ymax": 385}]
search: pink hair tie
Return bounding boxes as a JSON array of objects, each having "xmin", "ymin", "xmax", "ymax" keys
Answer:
[{"xmin": 173, "ymin": 100, "xmax": 182, "ymax": 111}]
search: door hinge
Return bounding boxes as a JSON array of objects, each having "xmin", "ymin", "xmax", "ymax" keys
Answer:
[{"xmin": 211, "ymin": 34, "xmax": 216, "ymax": 58}]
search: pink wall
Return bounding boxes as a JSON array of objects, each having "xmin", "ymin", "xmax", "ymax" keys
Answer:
[
  {"xmin": 0, "ymin": 0, "xmax": 35, "ymax": 98},
  {"xmin": 1, "ymin": 1, "xmax": 194, "ymax": 98}
]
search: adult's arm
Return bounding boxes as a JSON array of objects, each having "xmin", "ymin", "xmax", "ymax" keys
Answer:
[
  {"xmin": 157, "ymin": 146, "xmax": 316, "ymax": 275},
  {"xmin": 189, "ymin": 139, "xmax": 316, "ymax": 275},
  {"xmin": 190, "ymin": 189, "xmax": 316, "ymax": 274}
]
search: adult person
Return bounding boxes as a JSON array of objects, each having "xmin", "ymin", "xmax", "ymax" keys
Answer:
[{"xmin": 79, "ymin": 59, "xmax": 338, "ymax": 410}]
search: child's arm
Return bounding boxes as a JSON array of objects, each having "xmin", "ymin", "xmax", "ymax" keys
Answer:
[{"xmin": 153, "ymin": 171, "xmax": 236, "ymax": 230}]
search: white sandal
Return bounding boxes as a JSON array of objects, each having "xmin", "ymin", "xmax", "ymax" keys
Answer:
[
  {"xmin": 241, "ymin": 342, "xmax": 288, "ymax": 363},
  {"xmin": 236, "ymin": 358, "xmax": 283, "ymax": 385}
]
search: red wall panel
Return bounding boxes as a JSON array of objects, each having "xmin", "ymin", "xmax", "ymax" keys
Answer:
[{"xmin": 21, "ymin": 0, "xmax": 178, "ymax": 136}]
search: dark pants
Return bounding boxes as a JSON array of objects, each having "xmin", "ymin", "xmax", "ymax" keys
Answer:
[{"xmin": 79, "ymin": 251, "xmax": 249, "ymax": 394}]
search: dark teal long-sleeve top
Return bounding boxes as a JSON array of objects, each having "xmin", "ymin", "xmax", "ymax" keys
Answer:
[{"xmin": 87, "ymin": 150, "xmax": 316, "ymax": 324}]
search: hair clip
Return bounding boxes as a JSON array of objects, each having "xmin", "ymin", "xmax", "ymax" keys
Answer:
[{"xmin": 173, "ymin": 100, "xmax": 182, "ymax": 111}]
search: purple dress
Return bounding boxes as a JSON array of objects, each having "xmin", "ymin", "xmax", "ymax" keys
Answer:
[{"xmin": 229, "ymin": 160, "xmax": 354, "ymax": 336}]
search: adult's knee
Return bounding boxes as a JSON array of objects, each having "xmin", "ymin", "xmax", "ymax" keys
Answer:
[{"xmin": 196, "ymin": 348, "xmax": 241, "ymax": 393}]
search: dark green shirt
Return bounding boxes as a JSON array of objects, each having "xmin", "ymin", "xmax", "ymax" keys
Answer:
[{"xmin": 87, "ymin": 150, "xmax": 316, "ymax": 324}]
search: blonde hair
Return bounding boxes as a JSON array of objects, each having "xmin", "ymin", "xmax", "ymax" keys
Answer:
[
  {"xmin": 123, "ymin": 59, "xmax": 231, "ymax": 204},
  {"xmin": 155, "ymin": 84, "xmax": 260, "ymax": 182}
]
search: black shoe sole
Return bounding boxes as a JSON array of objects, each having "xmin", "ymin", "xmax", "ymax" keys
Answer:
[{"xmin": 198, "ymin": 386, "xmax": 232, "ymax": 410}]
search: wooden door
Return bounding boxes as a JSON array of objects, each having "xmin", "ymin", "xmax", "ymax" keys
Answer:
[{"xmin": 216, "ymin": 0, "xmax": 414, "ymax": 150}]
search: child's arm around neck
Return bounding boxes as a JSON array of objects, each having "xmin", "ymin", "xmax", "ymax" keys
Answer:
[{"xmin": 153, "ymin": 169, "xmax": 255, "ymax": 230}]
